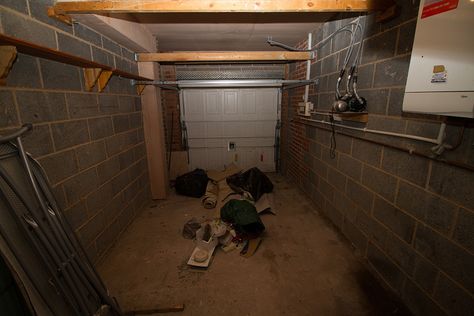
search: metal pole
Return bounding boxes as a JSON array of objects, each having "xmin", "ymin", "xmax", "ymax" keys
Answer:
[{"xmin": 304, "ymin": 32, "xmax": 312, "ymax": 103}]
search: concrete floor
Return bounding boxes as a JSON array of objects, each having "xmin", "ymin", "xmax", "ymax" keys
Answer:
[{"xmin": 98, "ymin": 174, "xmax": 411, "ymax": 316}]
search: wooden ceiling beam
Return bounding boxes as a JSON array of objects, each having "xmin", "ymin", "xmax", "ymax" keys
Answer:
[
  {"xmin": 52, "ymin": 0, "xmax": 388, "ymax": 14},
  {"xmin": 137, "ymin": 51, "xmax": 312, "ymax": 62}
]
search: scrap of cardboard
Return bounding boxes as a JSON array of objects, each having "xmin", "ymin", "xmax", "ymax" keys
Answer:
[
  {"xmin": 255, "ymin": 193, "xmax": 276, "ymax": 215},
  {"xmin": 207, "ymin": 163, "xmax": 241, "ymax": 182}
]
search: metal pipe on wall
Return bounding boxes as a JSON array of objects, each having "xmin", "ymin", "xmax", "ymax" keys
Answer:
[
  {"xmin": 293, "ymin": 118, "xmax": 474, "ymax": 173},
  {"xmin": 304, "ymin": 33, "xmax": 312, "ymax": 103},
  {"xmin": 300, "ymin": 117, "xmax": 441, "ymax": 144}
]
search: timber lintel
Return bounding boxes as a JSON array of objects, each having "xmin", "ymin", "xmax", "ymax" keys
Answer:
[
  {"xmin": 49, "ymin": 0, "xmax": 394, "ymax": 25},
  {"xmin": 137, "ymin": 51, "xmax": 313, "ymax": 62}
]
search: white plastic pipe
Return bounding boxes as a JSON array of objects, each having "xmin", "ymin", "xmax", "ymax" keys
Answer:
[
  {"xmin": 304, "ymin": 33, "xmax": 312, "ymax": 103},
  {"xmin": 300, "ymin": 117, "xmax": 441, "ymax": 145}
]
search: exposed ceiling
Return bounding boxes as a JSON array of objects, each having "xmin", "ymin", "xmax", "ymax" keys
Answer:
[
  {"xmin": 131, "ymin": 13, "xmax": 331, "ymax": 51},
  {"xmin": 145, "ymin": 22, "xmax": 320, "ymax": 51}
]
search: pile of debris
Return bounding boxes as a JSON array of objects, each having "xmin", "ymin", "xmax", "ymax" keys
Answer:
[{"xmin": 176, "ymin": 164, "xmax": 275, "ymax": 268}]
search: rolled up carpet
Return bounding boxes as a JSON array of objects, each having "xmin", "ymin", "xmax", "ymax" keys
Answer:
[{"xmin": 201, "ymin": 181, "xmax": 218, "ymax": 209}]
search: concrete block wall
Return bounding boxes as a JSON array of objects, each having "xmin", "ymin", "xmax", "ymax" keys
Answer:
[
  {"xmin": 281, "ymin": 1, "xmax": 474, "ymax": 315},
  {"xmin": 0, "ymin": 1, "xmax": 151, "ymax": 263}
]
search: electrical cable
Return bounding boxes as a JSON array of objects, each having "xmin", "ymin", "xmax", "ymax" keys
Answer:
[
  {"xmin": 329, "ymin": 111, "xmax": 337, "ymax": 159},
  {"xmin": 269, "ymin": 18, "xmax": 365, "ymax": 159},
  {"xmin": 334, "ymin": 18, "xmax": 362, "ymax": 102},
  {"xmin": 329, "ymin": 17, "xmax": 364, "ymax": 158},
  {"xmin": 350, "ymin": 17, "xmax": 366, "ymax": 106},
  {"xmin": 267, "ymin": 19, "xmax": 360, "ymax": 52}
]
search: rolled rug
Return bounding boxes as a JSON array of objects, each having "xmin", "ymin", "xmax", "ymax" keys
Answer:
[{"xmin": 201, "ymin": 180, "xmax": 218, "ymax": 209}]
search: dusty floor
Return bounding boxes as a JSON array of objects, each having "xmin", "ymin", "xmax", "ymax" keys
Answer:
[{"xmin": 98, "ymin": 174, "xmax": 411, "ymax": 316}]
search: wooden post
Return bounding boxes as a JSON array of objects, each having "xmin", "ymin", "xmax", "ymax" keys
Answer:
[{"xmin": 138, "ymin": 62, "xmax": 168, "ymax": 199}]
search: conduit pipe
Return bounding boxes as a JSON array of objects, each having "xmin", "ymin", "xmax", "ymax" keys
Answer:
[
  {"xmin": 293, "ymin": 118, "xmax": 474, "ymax": 173},
  {"xmin": 304, "ymin": 33, "xmax": 312, "ymax": 103},
  {"xmin": 300, "ymin": 117, "xmax": 441, "ymax": 145}
]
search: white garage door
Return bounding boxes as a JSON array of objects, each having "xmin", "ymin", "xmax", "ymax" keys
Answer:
[{"xmin": 181, "ymin": 88, "xmax": 280, "ymax": 172}]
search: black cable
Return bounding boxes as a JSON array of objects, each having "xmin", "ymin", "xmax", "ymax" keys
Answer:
[{"xmin": 329, "ymin": 111, "xmax": 337, "ymax": 159}]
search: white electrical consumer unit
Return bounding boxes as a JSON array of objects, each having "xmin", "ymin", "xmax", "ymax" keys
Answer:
[{"xmin": 403, "ymin": 0, "xmax": 474, "ymax": 118}]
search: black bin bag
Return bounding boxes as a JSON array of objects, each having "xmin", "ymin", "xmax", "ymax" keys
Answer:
[
  {"xmin": 226, "ymin": 167, "xmax": 273, "ymax": 202},
  {"xmin": 175, "ymin": 168, "xmax": 208, "ymax": 198},
  {"xmin": 221, "ymin": 199, "xmax": 265, "ymax": 240}
]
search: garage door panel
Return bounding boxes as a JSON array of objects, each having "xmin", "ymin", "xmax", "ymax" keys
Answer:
[
  {"xmin": 223, "ymin": 90, "xmax": 239, "ymax": 120},
  {"xmin": 188, "ymin": 138, "xmax": 225, "ymax": 148},
  {"xmin": 256, "ymin": 148, "xmax": 275, "ymax": 172},
  {"xmin": 189, "ymin": 148, "xmax": 206, "ymax": 170},
  {"xmin": 205, "ymin": 139, "xmax": 225, "ymax": 148},
  {"xmin": 205, "ymin": 122, "xmax": 223, "ymax": 138},
  {"xmin": 222, "ymin": 121, "xmax": 242, "ymax": 137},
  {"xmin": 256, "ymin": 89, "xmax": 278, "ymax": 120},
  {"xmin": 241, "ymin": 122, "xmax": 257, "ymax": 137},
  {"xmin": 222, "ymin": 121, "xmax": 257, "ymax": 138},
  {"xmin": 228, "ymin": 138, "xmax": 274, "ymax": 147},
  {"xmin": 204, "ymin": 90, "xmax": 223, "ymax": 121},
  {"xmin": 187, "ymin": 139, "xmax": 205, "ymax": 147},
  {"xmin": 184, "ymin": 90, "xmax": 205, "ymax": 121},
  {"xmin": 240, "ymin": 89, "xmax": 257, "ymax": 121},
  {"xmin": 183, "ymin": 88, "xmax": 278, "ymax": 172},
  {"xmin": 186, "ymin": 122, "xmax": 206, "ymax": 138},
  {"xmin": 257, "ymin": 121, "xmax": 277, "ymax": 137},
  {"xmin": 206, "ymin": 148, "xmax": 224, "ymax": 170}
]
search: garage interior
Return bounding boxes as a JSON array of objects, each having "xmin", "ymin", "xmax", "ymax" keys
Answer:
[{"xmin": 0, "ymin": 1, "xmax": 473, "ymax": 315}]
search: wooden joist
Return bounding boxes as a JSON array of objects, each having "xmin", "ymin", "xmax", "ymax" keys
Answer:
[
  {"xmin": 52, "ymin": 0, "xmax": 389, "ymax": 14},
  {"xmin": 137, "ymin": 51, "xmax": 312, "ymax": 62}
]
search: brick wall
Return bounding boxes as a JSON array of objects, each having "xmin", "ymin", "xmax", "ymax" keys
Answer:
[
  {"xmin": 281, "ymin": 1, "xmax": 474, "ymax": 315},
  {"xmin": 0, "ymin": 1, "xmax": 151, "ymax": 263}
]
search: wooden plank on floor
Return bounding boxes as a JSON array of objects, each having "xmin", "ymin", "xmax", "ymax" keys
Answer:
[{"xmin": 124, "ymin": 304, "xmax": 185, "ymax": 315}]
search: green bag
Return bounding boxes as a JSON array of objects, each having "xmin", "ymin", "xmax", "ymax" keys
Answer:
[{"xmin": 220, "ymin": 199, "xmax": 265, "ymax": 239}]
